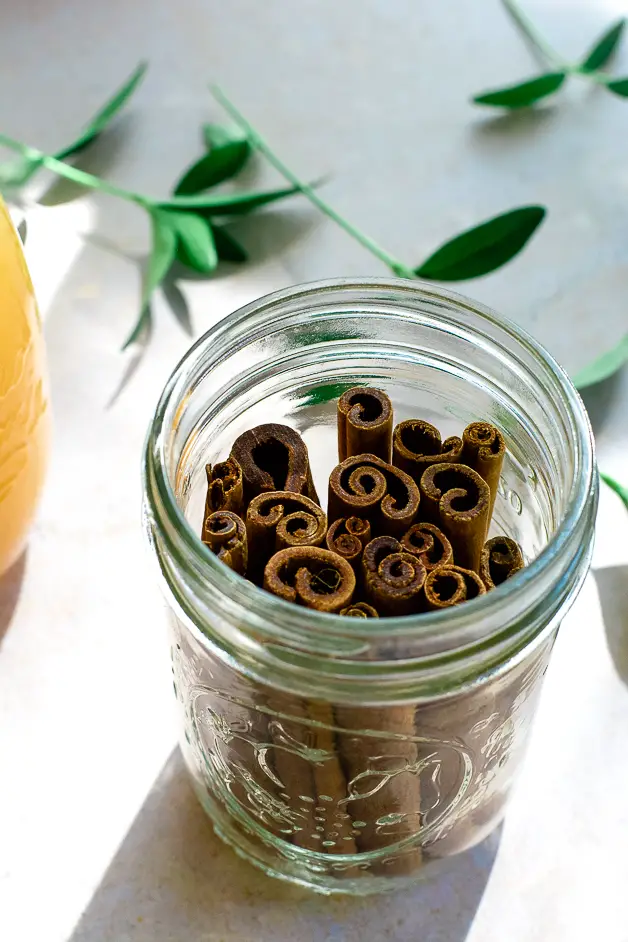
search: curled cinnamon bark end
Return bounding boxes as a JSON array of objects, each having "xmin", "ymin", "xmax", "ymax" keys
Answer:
[
  {"xmin": 325, "ymin": 516, "xmax": 372, "ymax": 571},
  {"xmin": 201, "ymin": 458, "xmax": 244, "ymax": 540},
  {"xmin": 328, "ymin": 453, "xmax": 420, "ymax": 538},
  {"xmin": 461, "ymin": 421, "xmax": 505, "ymax": 520},
  {"xmin": 362, "ymin": 535, "xmax": 427, "ymax": 616},
  {"xmin": 246, "ymin": 491, "xmax": 327, "ymax": 584},
  {"xmin": 202, "ymin": 510, "xmax": 248, "ymax": 576},
  {"xmin": 392, "ymin": 419, "xmax": 463, "ymax": 482},
  {"xmin": 419, "ymin": 462, "xmax": 490, "ymax": 572},
  {"xmin": 424, "ymin": 565, "xmax": 486, "ymax": 610},
  {"xmin": 230, "ymin": 423, "xmax": 319, "ymax": 507},
  {"xmin": 480, "ymin": 536, "xmax": 524, "ymax": 590},
  {"xmin": 263, "ymin": 546, "xmax": 356, "ymax": 613},
  {"xmin": 337, "ymin": 386, "xmax": 393, "ymax": 462},
  {"xmin": 340, "ymin": 601, "xmax": 379, "ymax": 618},
  {"xmin": 401, "ymin": 522, "xmax": 454, "ymax": 572}
]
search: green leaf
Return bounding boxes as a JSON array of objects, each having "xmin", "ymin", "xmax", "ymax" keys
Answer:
[
  {"xmin": 414, "ymin": 205, "xmax": 546, "ymax": 281},
  {"xmin": 122, "ymin": 209, "xmax": 177, "ymax": 349},
  {"xmin": 605, "ymin": 77, "xmax": 628, "ymax": 97},
  {"xmin": 0, "ymin": 155, "xmax": 43, "ymax": 188},
  {"xmin": 573, "ymin": 334, "xmax": 628, "ymax": 389},
  {"xmin": 173, "ymin": 125, "xmax": 251, "ymax": 196},
  {"xmin": 211, "ymin": 224, "xmax": 248, "ymax": 262},
  {"xmin": 169, "ymin": 211, "xmax": 218, "ymax": 274},
  {"xmin": 158, "ymin": 183, "xmax": 301, "ymax": 215},
  {"xmin": 580, "ymin": 19, "xmax": 626, "ymax": 72},
  {"xmin": 55, "ymin": 61, "xmax": 148, "ymax": 160},
  {"xmin": 600, "ymin": 473, "xmax": 628, "ymax": 511},
  {"xmin": 301, "ymin": 382, "xmax": 358, "ymax": 408},
  {"xmin": 472, "ymin": 72, "xmax": 566, "ymax": 108}
]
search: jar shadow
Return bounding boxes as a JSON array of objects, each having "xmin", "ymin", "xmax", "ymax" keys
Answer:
[
  {"xmin": 0, "ymin": 551, "xmax": 27, "ymax": 648},
  {"xmin": 593, "ymin": 565, "xmax": 628, "ymax": 686},
  {"xmin": 68, "ymin": 748, "xmax": 502, "ymax": 942}
]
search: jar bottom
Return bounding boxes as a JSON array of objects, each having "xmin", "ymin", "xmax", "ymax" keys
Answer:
[{"xmin": 183, "ymin": 742, "xmax": 506, "ymax": 896}]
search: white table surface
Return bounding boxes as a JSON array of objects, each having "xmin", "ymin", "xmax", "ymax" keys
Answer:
[{"xmin": 1, "ymin": 1, "xmax": 627, "ymax": 940}]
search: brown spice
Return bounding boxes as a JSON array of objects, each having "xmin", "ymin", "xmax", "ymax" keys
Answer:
[
  {"xmin": 419, "ymin": 462, "xmax": 490, "ymax": 572},
  {"xmin": 461, "ymin": 421, "xmax": 505, "ymax": 521},
  {"xmin": 362, "ymin": 535, "xmax": 427, "ymax": 616},
  {"xmin": 201, "ymin": 457, "xmax": 244, "ymax": 541},
  {"xmin": 480, "ymin": 536, "xmax": 524, "ymax": 590},
  {"xmin": 392, "ymin": 419, "xmax": 463, "ymax": 482},
  {"xmin": 230, "ymin": 423, "xmax": 319, "ymax": 507},
  {"xmin": 326, "ymin": 516, "xmax": 372, "ymax": 573},
  {"xmin": 246, "ymin": 491, "xmax": 327, "ymax": 584},
  {"xmin": 263, "ymin": 545, "xmax": 356, "ymax": 613},
  {"xmin": 424, "ymin": 564, "xmax": 486, "ymax": 610},
  {"xmin": 202, "ymin": 510, "xmax": 248, "ymax": 576},
  {"xmin": 401, "ymin": 522, "xmax": 454, "ymax": 572},
  {"xmin": 328, "ymin": 453, "xmax": 420, "ymax": 538},
  {"xmin": 337, "ymin": 386, "xmax": 393, "ymax": 462},
  {"xmin": 339, "ymin": 601, "xmax": 379, "ymax": 618}
]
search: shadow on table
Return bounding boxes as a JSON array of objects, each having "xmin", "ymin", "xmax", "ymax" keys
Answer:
[
  {"xmin": 594, "ymin": 565, "xmax": 628, "ymax": 686},
  {"xmin": 579, "ymin": 372, "xmax": 625, "ymax": 438},
  {"xmin": 0, "ymin": 551, "xmax": 27, "ymax": 648},
  {"xmin": 68, "ymin": 748, "xmax": 500, "ymax": 942}
]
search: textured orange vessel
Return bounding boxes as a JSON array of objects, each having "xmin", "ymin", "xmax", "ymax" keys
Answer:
[{"xmin": 0, "ymin": 200, "xmax": 50, "ymax": 575}]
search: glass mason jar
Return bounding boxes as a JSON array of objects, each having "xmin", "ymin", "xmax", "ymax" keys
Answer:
[{"xmin": 142, "ymin": 278, "xmax": 597, "ymax": 895}]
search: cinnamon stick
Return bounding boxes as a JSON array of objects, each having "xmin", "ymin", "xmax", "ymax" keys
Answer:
[
  {"xmin": 264, "ymin": 546, "xmax": 356, "ymax": 613},
  {"xmin": 201, "ymin": 510, "xmax": 248, "ymax": 576},
  {"xmin": 328, "ymin": 454, "xmax": 420, "ymax": 538},
  {"xmin": 480, "ymin": 536, "xmax": 524, "ymax": 590},
  {"xmin": 419, "ymin": 462, "xmax": 490, "ymax": 572},
  {"xmin": 461, "ymin": 421, "xmax": 505, "ymax": 521},
  {"xmin": 202, "ymin": 458, "xmax": 244, "ymax": 535},
  {"xmin": 340, "ymin": 601, "xmax": 379, "ymax": 618},
  {"xmin": 326, "ymin": 516, "xmax": 372, "ymax": 573},
  {"xmin": 337, "ymin": 387, "xmax": 393, "ymax": 462},
  {"xmin": 424, "ymin": 564, "xmax": 486, "ymax": 610},
  {"xmin": 230, "ymin": 423, "xmax": 319, "ymax": 507},
  {"xmin": 362, "ymin": 535, "xmax": 427, "ymax": 616},
  {"xmin": 392, "ymin": 419, "xmax": 462, "ymax": 482},
  {"xmin": 401, "ymin": 522, "xmax": 454, "ymax": 572},
  {"xmin": 246, "ymin": 491, "xmax": 327, "ymax": 584}
]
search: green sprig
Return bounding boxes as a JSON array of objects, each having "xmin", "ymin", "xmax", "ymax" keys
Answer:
[
  {"xmin": 473, "ymin": 1, "xmax": 628, "ymax": 109},
  {"xmin": 210, "ymin": 85, "xmax": 546, "ymax": 282}
]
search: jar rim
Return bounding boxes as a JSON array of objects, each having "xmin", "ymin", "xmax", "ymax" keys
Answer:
[{"xmin": 143, "ymin": 277, "xmax": 597, "ymax": 671}]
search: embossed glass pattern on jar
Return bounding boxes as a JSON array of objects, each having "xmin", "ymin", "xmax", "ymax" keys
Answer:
[{"xmin": 143, "ymin": 278, "xmax": 597, "ymax": 894}]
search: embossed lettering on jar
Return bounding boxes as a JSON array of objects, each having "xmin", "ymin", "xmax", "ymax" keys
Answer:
[{"xmin": 143, "ymin": 279, "xmax": 597, "ymax": 895}]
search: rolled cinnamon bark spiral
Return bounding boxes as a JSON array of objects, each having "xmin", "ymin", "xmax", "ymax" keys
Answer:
[
  {"xmin": 419, "ymin": 462, "xmax": 490, "ymax": 572},
  {"xmin": 246, "ymin": 491, "xmax": 327, "ymax": 584},
  {"xmin": 230, "ymin": 423, "xmax": 319, "ymax": 507},
  {"xmin": 328, "ymin": 454, "xmax": 420, "ymax": 538},
  {"xmin": 202, "ymin": 458, "xmax": 244, "ymax": 531},
  {"xmin": 264, "ymin": 546, "xmax": 356, "ymax": 613},
  {"xmin": 362, "ymin": 535, "xmax": 427, "ymax": 616},
  {"xmin": 392, "ymin": 419, "xmax": 463, "ymax": 483},
  {"xmin": 340, "ymin": 601, "xmax": 379, "ymax": 618},
  {"xmin": 401, "ymin": 522, "xmax": 454, "ymax": 572},
  {"xmin": 424, "ymin": 565, "xmax": 486, "ymax": 610},
  {"xmin": 337, "ymin": 386, "xmax": 393, "ymax": 462},
  {"xmin": 480, "ymin": 536, "xmax": 524, "ymax": 590},
  {"xmin": 326, "ymin": 516, "xmax": 372, "ymax": 572},
  {"xmin": 202, "ymin": 510, "xmax": 248, "ymax": 576},
  {"xmin": 461, "ymin": 421, "xmax": 505, "ymax": 521}
]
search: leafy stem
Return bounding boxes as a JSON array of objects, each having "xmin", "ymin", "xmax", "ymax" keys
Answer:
[
  {"xmin": 502, "ymin": 0, "xmax": 568, "ymax": 70},
  {"xmin": 209, "ymin": 85, "xmax": 415, "ymax": 278}
]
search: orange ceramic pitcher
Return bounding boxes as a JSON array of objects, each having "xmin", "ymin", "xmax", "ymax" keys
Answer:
[{"xmin": 0, "ymin": 200, "xmax": 50, "ymax": 575}]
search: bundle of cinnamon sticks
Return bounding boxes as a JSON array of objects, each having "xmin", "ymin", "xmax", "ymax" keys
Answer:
[{"xmin": 200, "ymin": 387, "xmax": 524, "ymax": 614}]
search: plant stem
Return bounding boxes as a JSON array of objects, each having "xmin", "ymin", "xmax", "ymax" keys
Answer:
[
  {"xmin": 0, "ymin": 133, "xmax": 149, "ymax": 207},
  {"xmin": 501, "ymin": 0, "xmax": 570, "ymax": 70},
  {"xmin": 209, "ymin": 85, "xmax": 415, "ymax": 279}
]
